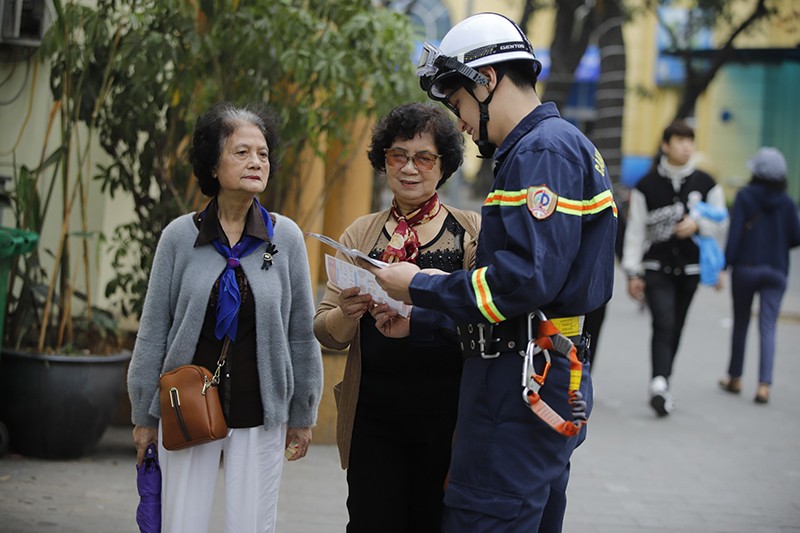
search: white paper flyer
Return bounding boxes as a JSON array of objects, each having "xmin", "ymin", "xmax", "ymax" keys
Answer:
[
  {"xmin": 324, "ymin": 254, "xmax": 410, "ymax": 318},
  {"xmin": 305, "ymin": 232, "xmax": 389, "ymax": 269}
]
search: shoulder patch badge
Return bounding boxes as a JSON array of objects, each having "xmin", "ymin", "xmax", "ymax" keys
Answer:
[{"xmin": 527, "ymin": 185, "xmax": 558, "ymax": 220}]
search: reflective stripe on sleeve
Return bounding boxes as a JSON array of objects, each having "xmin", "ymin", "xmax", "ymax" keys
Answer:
[
  {"xmin": 556, "ymin": 189, "xmax": 618, "ymax": 217},
  {"xmin": 484, "ymin": 189, "xmax": 527, "ymax": 206},
  {"xmin": 485, "ymin": 188, "xmax": 618, "ymax": 217},
  {"xmin": 471, "ymin": 267, "xmax": 506, "ymax": 323}
]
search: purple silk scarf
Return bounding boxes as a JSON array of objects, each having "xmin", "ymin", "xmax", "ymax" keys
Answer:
[{"xmin": 208, "ymin": 200, "xmax": 274, "ymax": 341}]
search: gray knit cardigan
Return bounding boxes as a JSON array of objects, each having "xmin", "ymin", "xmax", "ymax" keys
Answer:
[{"xmin": 127, "ymin": 212, "xmax": 323, "ymax": 430}]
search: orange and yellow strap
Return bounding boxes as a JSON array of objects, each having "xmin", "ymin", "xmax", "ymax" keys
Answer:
[{"xmin": 524, "ymin": 319, "xmax": 587, "ymax": 437}]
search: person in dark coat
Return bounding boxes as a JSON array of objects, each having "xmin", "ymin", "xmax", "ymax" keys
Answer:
[{"xmin": 719, "ymin": 147, "xmax": 800, "ymax": 404}]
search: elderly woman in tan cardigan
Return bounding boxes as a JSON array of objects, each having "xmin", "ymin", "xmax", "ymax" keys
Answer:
[{"xmin": 314, "ymin": 103, "xmax": 479, "ymax": 532}]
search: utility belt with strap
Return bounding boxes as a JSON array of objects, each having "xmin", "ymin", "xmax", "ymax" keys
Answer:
[
  {"xmin": 456, "ymin": 311, "xmax": 590, "ymax": 437},
  {"xmin": 457, "ymin": 313, "xmax": 589, "ymax": 360}
]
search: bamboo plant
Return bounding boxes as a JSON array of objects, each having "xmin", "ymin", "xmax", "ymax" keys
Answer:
[{"xmin": 5, "ymin": 0, "xmax": 124, "ymax": 354}]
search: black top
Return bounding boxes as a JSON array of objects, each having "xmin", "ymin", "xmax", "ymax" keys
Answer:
[
  {"xmin": 357, "ymin": 213, "xmax": 465, "ymax": 417},
  {"xmin": 191, "ymin": 199, "xmax": 268, "ymax": 428}
]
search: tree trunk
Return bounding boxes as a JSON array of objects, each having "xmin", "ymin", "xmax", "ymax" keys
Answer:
[
  {"xmin": 519, "ymin": 0, "xmax": 538, "ymax": 31},
  {"xmin": 589, "ymin": 0, "xmax": 626, "ymax": 188},
  {"xmin": 545, "ymin": 0, "xmax": 595, "ymax": 109}
]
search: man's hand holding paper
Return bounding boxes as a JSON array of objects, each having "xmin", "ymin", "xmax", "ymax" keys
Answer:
[
  {"xmin": 369, "ymin": 262, "xmax": 451, "ymax": 304},
  {"xmin": 369, "ymin": 261, "xmax": 419, "ymax": 304}
]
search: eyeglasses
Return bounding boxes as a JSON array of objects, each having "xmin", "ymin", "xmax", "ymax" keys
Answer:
[
  {"xmin": 442, "ymin": 97, "xmax": 460, "ymax": 118},
  {"xmin": 384, "ymin": 148, "xmax": 442, "ymax": 172}
]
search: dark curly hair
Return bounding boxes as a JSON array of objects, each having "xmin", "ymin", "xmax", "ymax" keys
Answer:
[
  {"xmin": 367, "ymin": 102, "xmax": 464, "ymax": 189},
  {"xmin": 189, "ymin": 102, "xmax": 281, "ymax": 197}
]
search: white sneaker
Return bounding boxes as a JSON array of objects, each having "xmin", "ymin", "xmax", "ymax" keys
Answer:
[{"xmin": 649, "ymin": 376, "xmax": 674, "ymax": 417}]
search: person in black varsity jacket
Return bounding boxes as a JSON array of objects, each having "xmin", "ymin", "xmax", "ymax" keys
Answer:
[{"xmin": 622, "ymin": 120, "xmax": 727, "ymax": 417}]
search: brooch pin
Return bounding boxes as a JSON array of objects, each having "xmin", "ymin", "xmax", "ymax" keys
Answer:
[{"xmin": 262, "ymin": 241, "xmax": 278, "ymax": 270}]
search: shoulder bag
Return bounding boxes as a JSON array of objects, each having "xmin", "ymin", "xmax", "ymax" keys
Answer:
[{"xmin": 158, "ymin": 338, "xmax": 230, "ymax": 450}]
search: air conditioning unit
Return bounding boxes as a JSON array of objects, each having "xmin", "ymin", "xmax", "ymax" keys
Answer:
[{"xmin": 0, "ymin": 0, "xmax": 51, "ymax": 47}]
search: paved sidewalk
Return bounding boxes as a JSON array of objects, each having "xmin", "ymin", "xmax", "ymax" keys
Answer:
[{"xmin": 2, "ymin": 250, "xmax": 799, "ymax": 532}]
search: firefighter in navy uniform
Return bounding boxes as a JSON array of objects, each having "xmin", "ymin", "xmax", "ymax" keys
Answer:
[{"xmin": 372, "ymin": 12, "xmax": 617, "ymax": 532}]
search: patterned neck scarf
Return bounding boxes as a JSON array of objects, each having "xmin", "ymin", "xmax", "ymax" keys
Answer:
[
  {"xmin": 381, "ymin": 193, "xmax": 441, "ymax": 264},
  {"xmin": 208, "ymin": 200, "xmax": 274, "ymax": 341}
]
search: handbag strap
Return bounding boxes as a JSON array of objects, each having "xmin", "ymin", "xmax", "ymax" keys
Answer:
[{"xmin": 210, "ymin": 336, "xmax": 231, "ymax": 386}]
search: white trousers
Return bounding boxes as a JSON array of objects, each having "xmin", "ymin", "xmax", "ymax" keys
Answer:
[{"xmin": 158, "ymin": 423, "xmax": 286, "ymax": 533}]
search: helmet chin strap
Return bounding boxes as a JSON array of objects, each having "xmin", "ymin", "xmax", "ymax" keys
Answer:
[
  {"xmin": 463, "ymin": 86, "xmax": 497, "ymax": 158},
  {"xmin": 475, "ymin": 96, "xmax": 496, "ymax": 159},
  {"xmin": 465, "ymin": 71, "xmax": 504, "ymax": 159}
]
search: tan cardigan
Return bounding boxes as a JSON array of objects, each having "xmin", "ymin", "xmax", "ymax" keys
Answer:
[{"xmin": 313, "ymin": 206, "xmax": 481, "ymax": 469}]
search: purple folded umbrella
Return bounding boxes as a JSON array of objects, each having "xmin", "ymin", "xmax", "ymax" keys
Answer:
[{"xmin": 136, "ymin": 443, "xmax": 161, "ymax": 533}]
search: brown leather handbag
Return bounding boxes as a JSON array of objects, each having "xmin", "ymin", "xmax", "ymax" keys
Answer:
[{"xmin": 158, "ymin": 339, "xmax": 230, "ymax": 450}]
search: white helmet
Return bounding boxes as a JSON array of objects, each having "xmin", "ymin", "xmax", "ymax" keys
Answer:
[{"xmin": 417, "ymin": 12, "xmax": 541, "ymax": 101}]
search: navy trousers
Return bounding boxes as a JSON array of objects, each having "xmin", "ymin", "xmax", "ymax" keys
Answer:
[
  {"xmin": 443, "ymin": 351, "xmax": 593, "ymax": 532},
  {"xmin": 728, "ymin": 265, "xmax": 788, "ymax": 385}
]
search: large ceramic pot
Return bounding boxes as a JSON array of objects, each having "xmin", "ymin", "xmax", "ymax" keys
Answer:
[{"xmin": 0, "ymin": 349, "xmax": 132, "ymax": 459}]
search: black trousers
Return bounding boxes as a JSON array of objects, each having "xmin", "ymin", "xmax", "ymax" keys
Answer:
[
  {"xmin": 346, "ymin": 406, "xmax": 457, "ymax": 533},
  {"xmin": 644, "ymin": 270, "xmax": 699, "ymax": 379}
]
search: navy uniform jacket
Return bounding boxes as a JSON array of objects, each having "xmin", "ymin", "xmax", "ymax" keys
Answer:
[{"xmin": 410, "ymin": 102, "xmax": 617, "ymax": 325}]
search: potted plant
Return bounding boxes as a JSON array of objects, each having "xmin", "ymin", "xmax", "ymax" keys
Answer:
[{"xmin": 0, "ymin": 0, "xmax": 131, "ymax": 459}]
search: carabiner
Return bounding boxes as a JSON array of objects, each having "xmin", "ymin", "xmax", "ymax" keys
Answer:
[{"xmin": 521, "ymin": 338, "xmax": 551, "ymax": 394}]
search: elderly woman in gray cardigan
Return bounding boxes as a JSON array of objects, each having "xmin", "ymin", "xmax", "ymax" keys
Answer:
[
  {"xmin": 128, "ymin": 102, "xmax": 322, "ymax": 533},
  {"xmin": 314, "ymin": 103, "xmax": 480, "ymax": 532}
]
